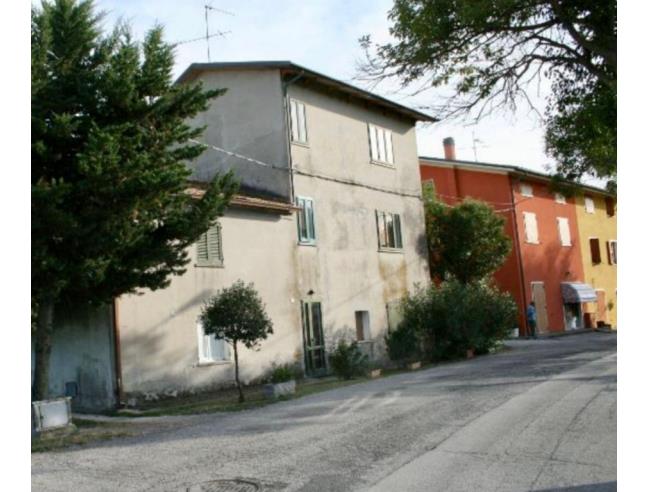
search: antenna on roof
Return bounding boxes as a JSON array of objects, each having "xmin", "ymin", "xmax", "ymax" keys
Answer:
[
  {"xmin": 471, "ymin": 129, "xmax": 486, "ymax": 162},
  {"xmin": 204, "ymin": 3, "xmax": 234, "ymax": 62}
]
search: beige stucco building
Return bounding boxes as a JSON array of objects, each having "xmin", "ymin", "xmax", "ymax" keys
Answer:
[{"xmin": 110, "ymin": 62, "xmax": 432, "ymax": 398}]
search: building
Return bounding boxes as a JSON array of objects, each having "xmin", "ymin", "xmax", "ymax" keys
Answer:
[
  {"xmin": 420, "ymin": 138, "xmax": 615, "ymax": 336},
  {"xmin": 38, "ymin": 61, "xmax": 433, "ymax": 409},
  {"xmin": 574, "ymin": 191, "xmax": 617, "ymax": 327}
]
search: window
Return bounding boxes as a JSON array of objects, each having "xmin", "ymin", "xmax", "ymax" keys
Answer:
[
  {"xmin": 296, "ymin": 197, "xmax": 316, "ymax": 244},
  {"xmin": 607, "ymin": 240, "xmax": 617, "ymax": 265},
  {"xmin": 368, "ymin": 124, "xmax": 394, "ymax": 165},
  {"xmin": 289, "ymin": 99, "xmax": 308, "ymax": 144},
  {"xmin": 196, "ymin": 223, "xmax": 223, "ymax": 267},
  {"xmin": 523, "ymin": 212, "xmax": 539, "ymax": 244},
  {"xmin": 376, "ymin": 211, "xmax": 403, "ymax": 250},
  {"xmin": 555, "ymin": 193, "xmax": 566, "ymax": 204},
  {"xmin": 355, "ymin": 311, "xmax": 371, "ymax": 341},
  {"xmin": 584, "ymin": 196, "xmax": 595, "ymax": 213},
  {"xmin": 605, "ymin": 197, "xmax": 615, "ymax": 217},
  {"xmin": 590, "ymin": 237, "xmax": 601, "ymax": 264},
  {"xmin": 520, "ymin": 183, "xmax": 533, "ymax": 197},
  {"xmin": 557, "ymin": 217, "xmax": 571, "ymax": 246},
  {"xmin": 197, "ymin": 322, "xmax": 229, "ymax": 363}
]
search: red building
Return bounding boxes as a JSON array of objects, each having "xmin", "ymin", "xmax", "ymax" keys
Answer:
[{"xmin": 420, "ymin": 138, "xmax": 598, "ymax": 335}]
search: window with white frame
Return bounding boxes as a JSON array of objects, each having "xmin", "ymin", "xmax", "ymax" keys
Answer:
[
  {"xmin": 584, "ymin": 196, "xmax": 595, "ymax": 213},
  {"xmin": 289, "ymin": 99, "xmax": 308, "ymax": 144},
  {"xmin": 523, "ymin": 212, "xmax": 539, "ymax": 244},
  {"xmin": 296, "ymin": 196, "xmax": 316, "ymax": 244},
  {"xmin": 196, "ymin": 223, "xmax": 223, "ymax": 267},
  {"xmin": 555, "ymin": 193, "xmax": 566, "ymax": 204},
  {"xmin": 196, "ymin": 322, "xmax": 229, "ymax": 363},
  {"xmin": 368, "ymin": 124, "xmax": 394, "ymax": 165},
  {"xmin": 520, "ymin": 183, "xmax": 533, "ymax": 197},
  {"xmin": 557, "ymin": 217, "xmax": 571, "ymax": 246},
  {"xmin": 376, "ymin": 211, "xmax": 403, "ymax": 250}
]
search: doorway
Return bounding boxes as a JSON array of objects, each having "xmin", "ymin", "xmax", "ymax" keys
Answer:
[
  {"xmin": 530, "ymin": 282, "xmax": 549, "ymax": 335},
  {"xmin": 563, "ymin": 303, "xmax": 583, "ymax": 330},
  {"xmin": 596, "ymin": 290, "xmax": 607, "ymax": 324},
  {"xmin": 301, "ymin": 301, "xmax": 327, "ymax": 376}
]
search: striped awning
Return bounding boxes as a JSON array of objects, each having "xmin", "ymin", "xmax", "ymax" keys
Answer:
[{"xmin": 561, "ymin": 283, "xmax": 598, "ymax": 303}]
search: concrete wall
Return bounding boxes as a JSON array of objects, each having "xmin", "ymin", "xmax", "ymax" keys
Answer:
[
  {"xmin": 32, "ymin": 304, "xmax": 117, "ymax": 411},
  {"xmin": 575, "ymin": 194, "xmax": 617, "ymax": 327},
  {"xmin": 288, "ymin": 82, "xmax": 430, "ymax": 361},
  {"xmin": 186, "ymin": 69, "xmax": 291, "ymax": 201},
  {"xmin": 117, "ymin": 206, "xmax": 302, "ymax": 395}
]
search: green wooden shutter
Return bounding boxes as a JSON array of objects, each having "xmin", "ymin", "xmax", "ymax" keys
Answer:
[{"xmin": 196, "ymin": 223, "xmax": 223, "ymax": 267}]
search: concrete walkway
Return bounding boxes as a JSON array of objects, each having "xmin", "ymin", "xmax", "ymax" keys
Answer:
[{"xmin": 32, "ymin": 333, "xmax": 616, "ymax": 492}]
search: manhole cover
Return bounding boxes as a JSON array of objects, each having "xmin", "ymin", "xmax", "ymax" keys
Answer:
[{"xmin": 187, "ymin": 479, "xmax": 260, "ymax": 492}]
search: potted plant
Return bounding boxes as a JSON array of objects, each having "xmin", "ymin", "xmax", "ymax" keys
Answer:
[
  {"xmin": 368, "ymin": 362, "xmax": 382, "ymax": 379},
  {"xmin": 263, "ymin": 363, "xmax": 297, "ymax": 399}
]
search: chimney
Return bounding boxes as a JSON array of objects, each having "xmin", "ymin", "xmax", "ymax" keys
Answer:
[{"xmin": 443, "ymin": 137, "xmax": 456, "ymax": 160}]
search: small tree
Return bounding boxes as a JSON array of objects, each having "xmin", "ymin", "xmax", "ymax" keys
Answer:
[
  {"xmin": 200, "ymin": 281, "xmax": 273, "ymax": 402},
  {"xmin": 423, "ymin": 184, "xmax": 511, "ymax": 284}
]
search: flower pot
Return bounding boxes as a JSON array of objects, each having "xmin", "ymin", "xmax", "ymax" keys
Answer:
[
  {"xmin": 32, "ymin": 397, "xmax": 73, "ymax": 434},
  {"xmin": 466, "ymin": 349, "xmax": 475, "ymax": 359},
  {"xmin": 369, "ymin": 369, "xmax": 382, "ymax": 379},
  {"xmin": 407, "ymin": 361, "xmax": 422, "ymax": 371},
  {"xmin": 263, "ymin": 379, "xmax": 296, "ymax": 399}
]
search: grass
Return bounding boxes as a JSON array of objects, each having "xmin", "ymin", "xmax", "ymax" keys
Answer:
[{"xmin": 31, "ymin": 418, "xmax": 134, "ymax": 453}]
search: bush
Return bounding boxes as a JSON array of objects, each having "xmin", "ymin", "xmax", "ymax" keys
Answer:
[
  {"xmin": 328, "ymin": 340, "xmax": 369, "ymax": 380},
  {"xmin": 384, "ymin": 323, "xmax": 420, "ymax": 365},
  {"xmin": 267, "ymin": 363, "xmax": 297, "ymax": 384},
  {"xmin": 400, "ymin": 280, "xmax": 517, "ymax": 361}
]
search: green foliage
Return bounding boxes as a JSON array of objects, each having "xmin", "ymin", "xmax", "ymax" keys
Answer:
[
  {"xmin": 266, "ymin": 363, "xmax": 298, "ymax": 384},
  {"xmin": 384, "ymin": 323, "xmax": 420, "ymax": 364},
  {"xmin": 400, "ymin": 280, "xmax": 517, "ymax": 361},
  {"xmin": 360, "ymin": 0, "xmax": 616, "ymax": 186},
  {"xmin": 423, "ymin": 187, "xmax": 511, "ymax": 284},
  {"xmin": 31, "ymin": 0, "xmax": 238, "ymax": 310},
  {"xmin": 328, "ymin": 340, "xmax": 369, "ymax": 380},
  {"xmin": 200, "ymin": 281, "xmax": 274, "ymax": 349}
]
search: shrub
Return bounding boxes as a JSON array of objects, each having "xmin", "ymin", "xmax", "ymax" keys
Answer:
[
  {"xmin": 267, "ymin": 363, "xmax": 297, "ymax": 384},
  {"xmin": 328, "ymin": 340, "xmax": 369, "ymax": 380},
  {"xmin": 400, "ymin": 280, "xmax": 517, "ymax": 361},
  {"xmin": 384, "ymin": 323, "xmax": 420, "ymax": 365}
]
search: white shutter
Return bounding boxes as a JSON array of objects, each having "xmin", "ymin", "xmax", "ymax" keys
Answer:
[
  {"xmin": 369, "ymin": 125, "xmax": 378, "ymax": 160},
  {"xmin": 523, "ymin": 212, "xmax": 538, "ymax": 244},
  {"xmin": 385, "ymin": 130, "xmax": 394, "ymax": 164},
  {"xmin": 585, "ymin": 196, "xmax": 595, "ymax": 213},
  {"xmin": 557, "ymin": 217, "xmax": 571, "ymax": 246},
  {"xmin": 377, "ymin": 128, "xmax": 387, "ymax": 162},
  {"xmin": 297, "ymin": 102, "xmax": 307, "ymax": 142},
  {"xmin": 290, "ymin": 100, "xmax": 299, "ymax": 142},
  {"xmin": 555, "ymin": 193, "xmax": 566, "ymax": 204}
]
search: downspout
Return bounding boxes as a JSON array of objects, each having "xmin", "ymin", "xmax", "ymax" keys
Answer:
[
  {"xmin": 111, "ymin": 298, "xmax": 124, "ymax": 407},
  {"xmin": 281, "ymin": 70, "xmax": 305, "ymax": 203},
  {"xmin": 508, "ymin": 175, "xmax": 529, "ymax": 336}
]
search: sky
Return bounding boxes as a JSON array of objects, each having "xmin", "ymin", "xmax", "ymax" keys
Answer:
[{"xmin": 95, "ymin": 0, "xmax": 559, "ymax": 174}]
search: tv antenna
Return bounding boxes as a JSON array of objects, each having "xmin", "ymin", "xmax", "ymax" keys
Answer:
[
  {"xmin": 471, "ymin": 129, "xmax": 487, "ymax": 161},
  {"xmin": 204, "ymin": 3, "xmax": 234, "ymax": 62}
]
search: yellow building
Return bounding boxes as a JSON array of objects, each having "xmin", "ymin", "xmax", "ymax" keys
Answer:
[{"xmin": 574, "ymin": 191, "xmax": 617, "ymax": 328}]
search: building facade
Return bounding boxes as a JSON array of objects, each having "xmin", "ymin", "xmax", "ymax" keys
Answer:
[{"xmin": 420, "ymin": 139, "xmax": 614, "ymax": 335}]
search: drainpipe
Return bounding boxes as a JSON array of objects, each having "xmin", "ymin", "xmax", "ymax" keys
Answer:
[
  {"xmin": 111, "ymin": 298, "xmax": 124, "ymax": 407},
  {"xmin": 281, "ymin": 70, "xmax": 305, "ymax": 203},
  {"xmin": 508, "ymin": 176, "xmax": 529, "ymax": 337}
]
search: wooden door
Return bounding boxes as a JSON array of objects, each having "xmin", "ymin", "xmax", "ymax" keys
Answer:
[
  {"xmin": 596, "ymin": 290, "xmax": 607, "ymax": 324},
  {"xmin": 531, "ymin": 282, "xmax": 549, "ymax": 334},
  {"xmin": 301, "ymin": 301, "xmax": 327, "ymax": 376}
]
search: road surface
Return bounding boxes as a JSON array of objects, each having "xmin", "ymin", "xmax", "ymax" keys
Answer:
[{"xmin": 32, "ymin": 332, "xmax": 616, "ymax": 492}]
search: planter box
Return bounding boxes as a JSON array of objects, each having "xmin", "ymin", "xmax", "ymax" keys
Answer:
[
  {"xmin": 407, "ymin": 361, "xmax": 422, "ymax": 371},
  {"xmin": 32, "ymin": 397, "xmax": 72, "ymax": 434},
  {"xmin": 369, "ymin": 369, "xmax": 382, "ymax": 379},
  {"xmin": 263, "ymin": 380, "xmax": 296, "ymax": 399}
]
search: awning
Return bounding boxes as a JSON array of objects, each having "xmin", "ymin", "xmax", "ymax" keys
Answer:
[{"xmin": 561, "ymin": 283, "xmax": 598, "ymax": 303}]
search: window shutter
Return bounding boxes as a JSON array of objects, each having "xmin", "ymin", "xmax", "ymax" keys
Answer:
[
  {"xmin": 376, "ymin": 210, "xmax": 386, "ymax": 248},
  {"xmin": 394, "ymin": 214, "xmax": 402, "ymax": 248},
  {"xmin": 605, "ymin": 197, "xmax": 615, "ymax": 216},
  {"xmin": 590, "ymin": 238, "xmax": 601, "ymax": 263},
  {"xmin": 557, "ymin": 217, "xmax": 571, "ymax": 246},
  {"xmin": 606, "ymin": 241, "xmax": 612, "ymax": 264},
  {"xmin": 196, "ymin": 232, "xmax": 209, "ymax": 263},
  {"xmin": 523, "ymin": 212, "xmax": 538, "ymax": 243},
  {"xmin": 368, "ymin": 125, "xmax": 378, "ymax": 160},
  {"xmin": 306, "ymin": 200, "xmax": 315, "ymax": 240},
  {"xmin": 385, "ymin": 130, "xmax": 394, "ymax": 164},
  {"xmin": 196, "ymin": 223, "xmax": 223, "ymax": 266},
  {"xmin": 297, "ymin": 102, "xmax": 307, "ymax": 142},
  {"xmin": 585, "ymin": 196, "xmax": 595, "ymax": 213},
  {"xmin": 290, "ymin": 100, "xmax": 299, "ymax": 142}
]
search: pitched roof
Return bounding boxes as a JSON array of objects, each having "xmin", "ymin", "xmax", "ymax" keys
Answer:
[
  {"xmin": 176, "ymin": 61, "xmax": 436, "ymax": 123},
  {"xmin": 419, "ymin": 156, "xmax": 613, "ymax": 197}
]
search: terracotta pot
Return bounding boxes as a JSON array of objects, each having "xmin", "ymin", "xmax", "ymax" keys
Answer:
[
  {"xmin": 407, "ymin": 361, "xmax": 422, "ymax": 370},
  {"xmin": 369, "ymin": 369, "xmax": 382, "ymax": 379}
]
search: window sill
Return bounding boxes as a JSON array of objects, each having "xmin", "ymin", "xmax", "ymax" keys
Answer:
[
  {"xmin": 370, "ymin": 160, "xmax": 395, "ymax": 169},
  {"xmin": 196, "ymin": 360, "xmax": 232, "ymax": 367},
  {"xmin": 298, "ymin": 241, "xmax": 317, "ymax": 247},
  {"xmin": 525, "ymin": 241, "xmax": 540, "ymax": 245},
  {"xmin": 291, "ymin": 140, "xmax": 310, "ymax": 149},
  {"xmin": 195, "ymin": 262, "xmax": 224, "ymax": 269},
  {"xmin": 378, "ymin": 248, "xmax": 404, "ymax": 254}
]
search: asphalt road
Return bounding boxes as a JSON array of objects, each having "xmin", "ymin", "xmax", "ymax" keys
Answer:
[{"xmin": 32, "ymin": 333, "xmax": 617, "ymax": 492}]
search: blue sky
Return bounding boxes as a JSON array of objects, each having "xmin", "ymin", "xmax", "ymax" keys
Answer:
[{"xmin": 96, "ymin": 0, "xmax": 558, "ymax": 174}]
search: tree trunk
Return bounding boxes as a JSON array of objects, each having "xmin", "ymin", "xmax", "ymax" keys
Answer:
[
  {"xmin": 32, "ymin": 300, "xmax": 54, "ymax": 401},
  {"xmin": 233, "ymin": 342, "xmax": 244, "ymax": 403}
]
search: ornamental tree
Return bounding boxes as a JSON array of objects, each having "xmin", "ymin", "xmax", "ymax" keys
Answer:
[
  {"xmin": 31, "ymin": 0, "xmax": 238, "ymax": 400},
  {"xmin": 199, "ymin": 281, "xmax": 274, "ymax": 403}
]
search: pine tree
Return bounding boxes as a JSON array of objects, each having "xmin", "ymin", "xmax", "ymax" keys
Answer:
[{"xmin": 31, "ymin": 0, "xmax": 238, "ymax": 400}]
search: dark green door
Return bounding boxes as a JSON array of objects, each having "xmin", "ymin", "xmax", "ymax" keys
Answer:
[{"xmin": 301, "ymin": 301, "xmax": 327, "ymax": 376}]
